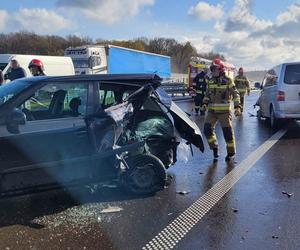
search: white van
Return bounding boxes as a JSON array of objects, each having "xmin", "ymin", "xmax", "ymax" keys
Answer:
[
  {"xmin": 0, "ymin": 54, "xmax": 75, "ymax": 82},
  {"xmin": 256, "ymin": 62, "xmax": 300, "ymax": 128}
]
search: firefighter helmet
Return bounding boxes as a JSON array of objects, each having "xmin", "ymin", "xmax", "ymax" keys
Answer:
[
  {"xmin": 28, "ymin": 59, "xmax": 44, "ymax": 71},
  {"xmin": 210, "ymin": 58, "xmax": 225, "ymax": 72}
]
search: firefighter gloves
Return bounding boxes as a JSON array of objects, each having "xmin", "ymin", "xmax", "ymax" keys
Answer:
[{"xmin": 234, "ymin": 107, "xmax": 242, "ymax": 117}]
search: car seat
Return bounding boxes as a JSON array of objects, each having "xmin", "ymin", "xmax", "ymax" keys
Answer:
[
  {"xmin": 69, "ymin": 97, "xmax": 82, "ymax": 116},
  {"xmin": 48, "ymin": 89, "xmax": 67, "ymax": 117}
]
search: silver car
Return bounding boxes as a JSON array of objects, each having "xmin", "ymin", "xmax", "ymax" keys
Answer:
[{"xmin": 256, "ymin": 62, "xmax": 300, "ymax": 128}]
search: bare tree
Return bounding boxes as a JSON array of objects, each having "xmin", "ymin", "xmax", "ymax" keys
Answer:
[{"xmin": 0, "ymin": 32, "xmax": 225, "ymax": 74}]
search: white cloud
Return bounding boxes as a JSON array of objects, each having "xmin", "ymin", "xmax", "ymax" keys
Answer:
[
  {"xmin": 252, "ymin": 3, "xmax": 300, "ymax": 39},
  {"xmin": 0, "ymin": 9, "xmax": 8, "ymax": 31},
  {"xmin": 183, "ymin": 35, "xmax": 219, "ymax": 52},
  {"xmin": 11, "ymin": 8, "xmax": 72, "ymax": 34},
  {"xmin": 188, "ymin": 1, "xmax": 223, "ymax": 21},
  {"xmin": 56, "ymin": 0, "xmax": 155, "ymax": 25},
  {"xmin": 277, "ymin": 3, "xmax": 300, "ymax": 25},
  {"xmin": 215, "ymin": 33, "xmax": 300, "ymax": 70},
  {"xmin": 224, "ymin": 0, "xmax": 272, "ymax": 32},
  {"xmin": 185, "ymin": 1, "xmax": 300, "ymax": 70}
]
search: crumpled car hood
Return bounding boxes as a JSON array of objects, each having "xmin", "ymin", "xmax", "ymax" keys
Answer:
[{"xmin": 155, "ymin": 87, "xmax": 204, "ymax": 152}]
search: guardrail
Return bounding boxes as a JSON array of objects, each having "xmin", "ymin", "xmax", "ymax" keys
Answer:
[
  {"xmin": 161, "ymin": 82, "xmax": 188, "ymax": 96},
  {"xmin": 161, "ymin": 82, "xmax": 193, "ymax": 101}
]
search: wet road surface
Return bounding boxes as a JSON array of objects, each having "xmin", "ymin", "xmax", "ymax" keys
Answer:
[{"xmin": 1, "ymin": 92, "xmax": 300, "ymax": 250}]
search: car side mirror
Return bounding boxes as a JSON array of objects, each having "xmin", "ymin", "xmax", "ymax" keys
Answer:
[
  {"xmin": 254, "ymin": 82, "xmax": 262, "ymax": 89},
  {"xmin": 6, "ymin": 109, "xmax": 26, "ymax": 134}
]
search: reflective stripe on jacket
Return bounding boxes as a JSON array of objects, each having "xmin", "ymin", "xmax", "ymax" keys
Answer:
[
  {"xmin": 234, "ymin": 76, "xmax": 250, "ymax": 93},
  {"xmin": 208, "ymin": 103, "xmax": 231, "ymax": 111},
  {"xmin": 203, "ymin": 76, "xmax": 240, "ymax": 113}
]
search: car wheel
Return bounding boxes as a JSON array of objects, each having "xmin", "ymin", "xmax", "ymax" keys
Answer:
[
  {"xmin": 269, "ymin": 106, "xmax": 280, "ymax": 129},
  {"xmin": 123, "ymin": 154, "xmax": 167, "ymax": 194}
]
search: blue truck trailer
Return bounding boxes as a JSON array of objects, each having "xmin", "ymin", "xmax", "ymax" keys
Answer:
[{"xmin": 65, "ymin": 45, "xmax": 171, "ymax": 78}]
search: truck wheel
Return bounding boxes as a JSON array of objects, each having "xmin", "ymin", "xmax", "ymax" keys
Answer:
[{"xmin": 123, "ymin": 154, "xmax": 166, "ymax": 194}]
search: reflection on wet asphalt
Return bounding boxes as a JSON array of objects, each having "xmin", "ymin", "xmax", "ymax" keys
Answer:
[{"xmin": 1, "ymin": 92, "xmax": 300, "ymax": 250}]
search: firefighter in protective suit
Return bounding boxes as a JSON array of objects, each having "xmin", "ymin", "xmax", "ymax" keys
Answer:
[
  {"xmin": 201, "ymin": 59, "xmax": 242, "ymax": 162},
  {"xmin": 192, "ymin": 68, "xmax": 207, "ymax": 115},
  {"xmin": 234, "ymin": 67, "xmax": 250, "ymax": 112}
]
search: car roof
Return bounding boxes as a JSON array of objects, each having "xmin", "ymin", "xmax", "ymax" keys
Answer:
[
  {"xmin": 272, "ymin": 62, "xmax": 300, "ymax": 68},
  {"xmin": 282, "ymin": 62, "xmax": 300, "ymax": 67},
  {"xmin": 24, "ymin": 73, "xmax": 162, "ymax": 87}
]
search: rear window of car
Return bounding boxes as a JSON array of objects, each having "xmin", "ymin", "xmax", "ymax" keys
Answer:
[{"xmin": 284, "ymin": 65, "xmax": 300, "ymax": 84}]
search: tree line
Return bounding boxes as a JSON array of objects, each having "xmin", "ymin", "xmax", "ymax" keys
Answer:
[{"xmin": 0, "ymin": 31, "xmax": 225, "ymax": 73}]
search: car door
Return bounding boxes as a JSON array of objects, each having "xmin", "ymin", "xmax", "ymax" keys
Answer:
[
  {"xmin": 0, "ymin": 81, "xmax": 93, "ymax": 194},
  {"xmin": 259, "ymin": 69, "xmax": 278, "ymax": 117}
]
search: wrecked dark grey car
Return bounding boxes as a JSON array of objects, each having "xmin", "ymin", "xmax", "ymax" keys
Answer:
[{"xmin": 0, "ymin": 74, "xmax": 204, "ymax": 196}]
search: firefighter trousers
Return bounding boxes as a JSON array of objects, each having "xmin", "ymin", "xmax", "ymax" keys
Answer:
[
  {"xmin": 203, "ymin": 111, "xmax": 236, "ymax": 155},
  {"xmin": 194, "ymin": 94, "xmax": 205, "ymax": 114},
  {"xmin": 239, "ymin": 92, "xmax": 246, "ymax": 111}
]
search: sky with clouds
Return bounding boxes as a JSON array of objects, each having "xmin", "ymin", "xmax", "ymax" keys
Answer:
[{"xmin": 0, "ymin": 0, "xmax": 300, "ymax": 70}]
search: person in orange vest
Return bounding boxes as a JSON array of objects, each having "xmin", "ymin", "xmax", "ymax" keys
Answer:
[
  {"xmin": 201, "ymin": 59, "xmax": 242, "ymax": 162},
  {"xmin": 234, "ymin": 67, "xmax": 250, "ymax": 112}
]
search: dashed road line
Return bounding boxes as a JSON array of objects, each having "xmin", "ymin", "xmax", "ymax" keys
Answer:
[{"xmin": 142, "ymin": 129, "xmax": 287, "ymax": 250}]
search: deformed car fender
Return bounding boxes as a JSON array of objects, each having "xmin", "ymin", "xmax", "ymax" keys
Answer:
[{"xmin": 155, "ymin": 87, "xmax": 204, "ymax": 152}]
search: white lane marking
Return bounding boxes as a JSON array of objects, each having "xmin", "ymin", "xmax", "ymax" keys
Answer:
[{"xmin": 142, "ymin": 129, "xmax": 287, "ymax": 250}]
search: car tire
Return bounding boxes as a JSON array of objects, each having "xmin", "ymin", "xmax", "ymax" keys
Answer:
[
  {"xmin": 269, "ymin": 106, "xmax": 280, "ymax": 129},
  {"xmin": 122, "ymin": 154, "xmax": 167, "ymax": 194}
]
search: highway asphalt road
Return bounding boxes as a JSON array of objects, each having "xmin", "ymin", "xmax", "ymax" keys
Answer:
[{"xmin": 0, "ymin": 92, "xmax": 299, "ymax": 250}]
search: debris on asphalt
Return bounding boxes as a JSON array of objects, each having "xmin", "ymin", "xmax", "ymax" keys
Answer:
[
  {"xmin": 258, "ymin": 212, "xmax": 267, "ymax": 215},
  {"xmin": 272, "ymin": 235, "xmax": 279, "ymax": 239},
  {"xmin": 84, "ymin": 184, "xmax": 100, "ymax": 194},
  {"xmin": 282, "ymin": 191, "xmax": 294, "ymax": 198},
  {"xmin": 32, "ymin": 202, "xmax": 123, "ymax": 231},
  {"xmin": 100, "ymin": 206, "xmax": 123, "ymax": 214},
  {"xmin": 232, "ymin": 208, "xmax": 239, "ymax": 213},
  {"xmin": 199, "ymin": 172, "xmax": 204, "ymax": 175},
  {"xmin": 176, "ymin": 190, "xmax": 191, "ymax": 195},
  {"xmin": 177, "ymin": 141, "xmax": 191, "ymax": 163},
  {"xmin": 248, "ymin": 112, "xmax": 256, "ymax": 117}
]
